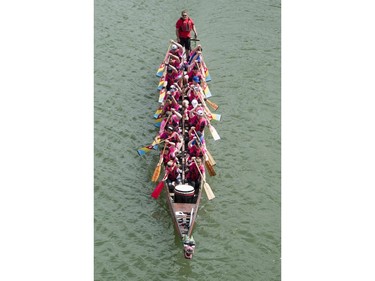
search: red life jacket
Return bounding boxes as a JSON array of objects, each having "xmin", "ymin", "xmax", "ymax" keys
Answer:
[
  {"xmin": 196, "ymin": 117, "xmax": 207, "ymax": 132},
  {"xmin": 188, "ymin": 163, "xmax": 203, "ymax": 181},
  {"xmin": 179, "ymin": 17, "xmax": 193, "ymax": 32},
  {"xmin": 189, "ymin": 145, "xmax": 203, "ymax": 158},
  {"xmin": 167, "ymin": 165, "xmax": 179, "ymax": 180}
]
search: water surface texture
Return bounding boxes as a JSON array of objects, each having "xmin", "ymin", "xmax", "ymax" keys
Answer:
[{"xmin": 95, "ymin": 0, "xmax": 280, "ymax": 280}]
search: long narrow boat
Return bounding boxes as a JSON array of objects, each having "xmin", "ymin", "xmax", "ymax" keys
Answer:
[{"xmin": 141, "ymin": 38, "xmax": 220, "ymax": 259}]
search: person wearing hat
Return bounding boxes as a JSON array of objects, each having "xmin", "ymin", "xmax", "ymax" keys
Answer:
[
  {"xmin": 191, "ymin": 99, "xmax": 199, "ymax": 109},
  {"xmin": 195, "ymin": 109, "xmax": 208, "ymax": 133},
  {"xmin": 188, "ymin": 106, "xmax": 207, "ymax": 133},
  {"xmin": 169, "ymin": 85, "xmax": 182, "ymax": 102},
  {"xmin": 165, "ymin": 53, "xmax": 181, "ymax": 69},
  {"xmin": 192, "ymin": 75, "xmax": 200, "ymax": 84},
  {"xmin": 188, "ymin": 76, "xmax": 202, "ymax": 90},
  {"xmin": 168, "ymin": 39, "xmax": 184, "ymax": 59},
  {"xmin": 186, "ymin": 80, "xmax": 202, "ymax": 103},
  {"xmin": 187, "ymin": 103, "xmax": 202, "ymax": 127},
  {"xmin": 175, "ymin": 10, "xmax": 198, "ymax": 61}
]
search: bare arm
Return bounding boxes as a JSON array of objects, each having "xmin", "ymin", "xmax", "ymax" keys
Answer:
[
  {"xmin": 166, "ymin": 64, "xmax": 178, "ymax": 74},
  {"xmin": 171, "ymin": 108, "xmax": 182, "ymax": 119},
  {"xmin": 170, "ymin": 39, "xmax": 184, "ymax": 54},
  {"xmin": 176, "ymin": 28, "xmax": 180, "ymax": 41},
  {"xmin": 192, "ymin": 24, "xmax": 198, "ymax": 38},
  {"xmin": 190, "ymin": 44, "xmax": 202, "ymax": 54},
  {"xmin": 168, "ymin": 53, "xmax": 180, "ymax": 63}
]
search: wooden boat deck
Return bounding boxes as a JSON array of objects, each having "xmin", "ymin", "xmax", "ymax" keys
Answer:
[{"xmin": 165, "ymin": 183, "xmax": 202, "ymax": 238}]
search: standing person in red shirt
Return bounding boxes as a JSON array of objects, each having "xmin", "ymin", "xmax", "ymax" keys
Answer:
[{"xmin": 175, "ymin": 10, "xmax": 198, "ymax": 61}]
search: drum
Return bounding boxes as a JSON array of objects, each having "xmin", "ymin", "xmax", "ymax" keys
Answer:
[{"xmin": 174, "ymin": 184, "xmax": 195, "ymax": 203}]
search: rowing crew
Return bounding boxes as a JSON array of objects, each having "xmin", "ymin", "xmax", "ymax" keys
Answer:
[{"xmin": 154, "ymin": 104, "xmax": 208, "ymax": 194}]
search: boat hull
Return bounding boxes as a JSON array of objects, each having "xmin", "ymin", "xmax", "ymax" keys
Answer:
[{"xmin": 164, "ymin": 182, "xmax": 203, "ymax": 258}]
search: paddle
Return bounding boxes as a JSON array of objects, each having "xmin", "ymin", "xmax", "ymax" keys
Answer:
[
  {"xmin": 151, "ymin": 173, "xmax": 168, "ymax": 199},
  {"xmin": 156, "ymin": 43, "xmax": 172, "ymax": 77},
  {"xmin": 192, "ymin": 128, "xmax": 216, "ymax": 167},
  {"xmin": 190, "ymin": 122, "xmax": 215, "ymax": 176},
  {"xmin": 205, "ymin": 98, "xmax": 219, "ymax": 111},
  {"xmin": 208, "ymin": 123, "xmax": 220, "ymax": 141},
  {"xmin": 137, "ymin": 136, "xmax": 167, "ymax": 156},
  {"xmin": 200, "ymin": 55, "xmax": 212, "ymax": 82},
  {"xmin": 210, "ymin": 113, "xmax": 221, "ymax": 121},
  {"xmin": 203, "ymin": 113, "xmax": 220, "ymax": 141},
  {"xmin": 137, "ymin": 144, "xmax": 158, "ymax": 156},
  {"xmin": 154, "ymin": 107, "xmax": 163, "ymax": 119},
  {"xmin": 151, "ymin": 161, "xmax": 162, "ymax": 182},
  {"xmin": 200, "ymin": 101, "xmax": 221, "ymax": 122},
  {"xmin": 193, "ymin": 159, "xmax": 215, "ymax": 200},
  {"xmin": 151, "ymin": 144, "xmax": 167, "ymax": 182},
  {"xmin": 191, "ymin": 86, "xmax": 221, "ymax": 122},
  {"xmin": 158, "ymin": 88, "xmax": 166, "ymax": 103},
  {"xmin": 196, "ymin": 62, "xmax": 216, "ymax": 101},
  {"xmin": 157, "ymin": 74, "xmax": 167, "ymax": 90},
  {"xmin": 151, "ymin": 181, "xmax": 164, "ymax": 199},
  {"xmin": 206, "ymin": 150, "xmax": 216, "ymax": 166},
  {"xmin": 159, "ymin": 114, "xmax": 171, "ymax": 134},
  {"xmin": 203, "ymin": 153, "xmax": 216, "ymax": 177},
  {"xmin": 154, "ymin": 117, "xmax": 163, "ymax": 128}
]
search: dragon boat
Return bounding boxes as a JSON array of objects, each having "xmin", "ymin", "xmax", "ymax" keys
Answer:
[{"xmin": 138, "ymin": 39, "xmax": 220, "ymax": 259}]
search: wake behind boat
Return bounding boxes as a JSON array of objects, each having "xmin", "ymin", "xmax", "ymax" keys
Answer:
[{"xmin": 138, "ymin": 38, "xmax": 221, "ymax": 259}]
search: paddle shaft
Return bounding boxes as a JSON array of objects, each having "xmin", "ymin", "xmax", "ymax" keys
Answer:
[
  {"xmin": 206, "ymin": 116, "xmax": 220, "ymax": 141},
  {"xmin": 158, "ymin": 143, "xmax": 168, "ymax": 165},
  {"xmin": 192, "ymin": 129, "xmax": 215, "ymax": 164},
  {"xmin": 193, "ymin": 159, "xmax": 215, "ymax": 200},
  {"xmin": 193, "ymin": 159, "xmax": 205, "ymax": 183}
]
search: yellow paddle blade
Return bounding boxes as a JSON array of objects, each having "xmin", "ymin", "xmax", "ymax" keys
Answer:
[
  {"xmin": 151, "ymin": 164, "xmax": 161, "ymax": 182},
  {"xmin": 204, "ymin": 182, "xmax": 215, "ymax": 200},
  {"xmin": 206, "ymin": 150, "xmax": 216, "ymax": 166},
  {"xmin": 209, "ymin": 125, "xmax": 220, "ymax": 141}
]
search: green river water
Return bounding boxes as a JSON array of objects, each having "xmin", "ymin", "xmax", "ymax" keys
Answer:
[{"xmin": 94, "ymin": 0, "xmax": 280, "ymax": 280}]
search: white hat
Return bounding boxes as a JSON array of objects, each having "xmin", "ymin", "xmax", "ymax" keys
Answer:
[
  {"xmin": 191, "ymin": 99, "xmax": 198, "ymax": 108},
  {"xmin": 171, "ymin": 44, "xmax": 177, "ymax": 50},
  {"xmin": 197, "ymin": 109, "xmax": 204, "ymax": 116}
]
